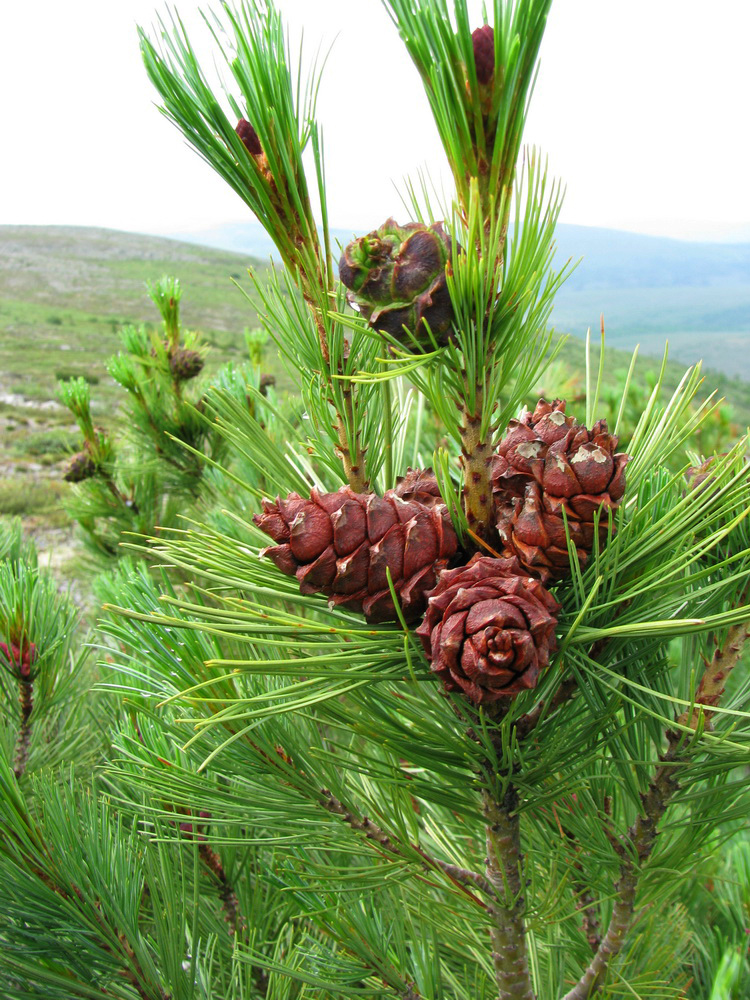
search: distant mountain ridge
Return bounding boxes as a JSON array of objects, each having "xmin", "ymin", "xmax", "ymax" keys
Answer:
[
  {"xmin": 1, "ymin": 222, "xmax": 748, "ymax": 381},
  {"xmin": 166, "ymin": 219, "xmax": 750, "ymax": 378},
  {"xmin": 168, "ymin": 219, "xmax": 750, "ymax": 292}
]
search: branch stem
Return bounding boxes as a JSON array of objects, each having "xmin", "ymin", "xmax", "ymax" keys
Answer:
[
  {"xmin": 482, "ymin": 786, "xmax": 536, "ymax": 1000},
  {"xmin": 13, "ymin": 678, "xmax": 33, "ymax": 780},
  {"xmin": 320, "ymin": 788, "xmax": 494, "ymax": 905},
  {"xmin": 461, "ymin": 387, "xmax": 493, "ymax": 539},
  {"xmin": 336, "ymin": 398, "xmax": 368, "ymax": 492},
  {"xmin": 308, "ymin": 296, "xmax": 368, "ymax": 492},
  {"xmin": 561, "ymin": 747, "xmax": 681, "ymax": 1000},
  {"xmin": 382, "ymin": 377, "xmax": 394, "ymax": 489},
  {"xmin": 199, "ymin": 843, "xmax": 245, "ymax": 938},
  {"xmin": 677, "ymin": 614, "xmax": 750, "ymax": 730}
]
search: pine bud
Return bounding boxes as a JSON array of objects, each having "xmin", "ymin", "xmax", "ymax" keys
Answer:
[
  {"xmin": 64, "ymin": 451, "xmax": 96, "ymax": 483},
  {"xmin": 0, "ymin": 641, "xmax": 37, "ymax": 678},
  {"xmin": 169, "ymin": 348, "xmax": 204, "ymax": 381},
  {"xmin": 236, "ymin": 118, "xmax": 262, "ymax": 156},
  {"xmin": 472, "ymin": 25, "xmax": 495, "ymax": 86}
]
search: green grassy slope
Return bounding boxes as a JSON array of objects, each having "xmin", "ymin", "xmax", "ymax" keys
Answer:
[
  {"xmin": 0, "ymin": 225, "xmax": 265, "ymax": 410},
  {"xmin": 0, "ymin": 226, "xmax": 268, "ymax": 538}
]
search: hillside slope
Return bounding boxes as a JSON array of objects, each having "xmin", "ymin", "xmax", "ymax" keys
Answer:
[
  {"xmin": 0, "ymin": 226, "xmax": 269, "ymax": 539},
  {"xmin": 0, "ymin": 226, "xmax": 265, "ymax": 410}
]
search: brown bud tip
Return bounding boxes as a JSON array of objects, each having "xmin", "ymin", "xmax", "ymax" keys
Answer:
[
  {"xmin": 169, "ymin": 348, "xmax": 204, "ymax": 382},
  {"xmin": 0, "ymin": 641, "xmax": 37, "ymax": 677},
  {"xmin": 64, "ymin": 451, "xmax": 96, "ymax": 483},
  {"xmin": 472, "ymin": 25, "xmax": 495, "ymax": 86},
  {"xmin": 259, "ymin": 373, "xmax": 276, "ymax": 396},
  {"xmin": 236, "ymin": 118, "xmax": 262, "ymax": 156}
]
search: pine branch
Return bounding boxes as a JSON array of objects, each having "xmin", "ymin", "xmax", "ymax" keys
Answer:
[
  {"xmin": 320, "ymin": 788, "xmax": 495, "ymax": 905},
  {"xmin": 573, "ymin": 880, "xmax": 602, "ymax": 955},
  {"xmin": 515, "ymin": 635, "xmax": 617, "ymax": 740},
  {"xmin": 4, "ymin": 825, "xmax": 168, "ymax": 1000},
  {"xmin": 13, "ymin": 676, "xmax": 33, "ymax": 780},
  {"xmin": 561, "ymin": 745, "xmax": 682, "ymax": 1000},
  {"xmin": 461, "ymin": 388, "xmax": 494, "ymax": 540},
  {"xmin": 515, "ymin": 676, "xmax": 578, "ymax": 740},
  {"xmin": 559, "ymin": 822, "xmax": 602, "ymax": 954},
  {"xmin": 676, "ymin": 605, "xmax": 750, "ymax": 731},
  {"xmin": 198, "ymin": 842, "xmax": 246, "ymax": 938},
  {"xmin": 482, "ymin": 785, "xmax": 535, "ymax": 1000}
]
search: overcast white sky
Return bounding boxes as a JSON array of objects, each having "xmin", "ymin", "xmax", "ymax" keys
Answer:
[{"xmin": 1, "ymin": 0, "xmax": 749, "ymax": 241}]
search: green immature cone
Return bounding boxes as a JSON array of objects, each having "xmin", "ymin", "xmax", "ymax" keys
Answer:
[{"xmin": 339, "ymin": 218, "xmax": 455, "ymax": 346}]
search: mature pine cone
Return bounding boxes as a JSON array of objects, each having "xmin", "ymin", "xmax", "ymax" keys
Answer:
[
  {"xmin": 169, "ymin": 348, "xmax": 204, "ymax": 381},
  {"xmin": 416, "ymin": 555, "xmax": 559, "ymax": 704},
  {"xmin": 492, "ymin": 399, "xmax": 629, "ymax": 582},
  {"xmin": 339, "ymin": 218, "xmax": 455, "ymax": 345},
  {"xmin": 64, "ymin": 450, "xmax": 96, "ymax": 483},
  {"xmin": 254, "ymin": 486, "xmax": 459, "ymax": 623}
]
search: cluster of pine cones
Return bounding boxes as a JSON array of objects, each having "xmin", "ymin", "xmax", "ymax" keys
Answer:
[{"xmin": 254, "ymin": 399, "xmax": 628, "ymax": 706}]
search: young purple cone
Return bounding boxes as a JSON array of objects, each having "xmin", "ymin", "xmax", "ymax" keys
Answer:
[
  {"xmin": 492, "ymin": 399, "xmax": 629, "ymax": 582},
  {"xmin": 254, "ymin": 485, "xmax": 459, "ymax": 624},
  {"xmin": 235, "ymin": 118, "xmax": 262, "ymax": 157},
  {"xmin": 416, "ymin": 555, "xmax": 559, "ymax": 705},
  {"xmin": 339, "ymin": 218, "xmax": 455, "ymax": 345},
  {"xmin": 0, "ymin": 641, "xmax": 37, "ymax": 679},
  {"xmin": 169, "ymin": 347, "xmax": 204, "ymax": 381},
  {"xmin": 64, "ymin": 450, "xmax": 96, "ymax": 483},
  {"xmin": 471, "ymin": 25, "xmax": 495, "ymax": 85}
]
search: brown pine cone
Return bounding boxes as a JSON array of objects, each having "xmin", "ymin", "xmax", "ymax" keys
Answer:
[
  {"xmin": 169, "ymin": 348, "xmax": 204, "ymax": 381},
  {"xmin": 416, "ymin": 555, "xmax": 559, "ymax": 705},
  {"xmin": 254, "ymin": 486, "xmax": 459, "ymax": 623},
  {"xmin": 491, "ymin": 399, "xmax": 629, "ymax": 582}
]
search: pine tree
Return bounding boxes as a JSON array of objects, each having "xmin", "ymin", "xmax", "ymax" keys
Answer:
[{"xmin": 58, "ymin": 276, "xmax": 264, "ymax": 563}]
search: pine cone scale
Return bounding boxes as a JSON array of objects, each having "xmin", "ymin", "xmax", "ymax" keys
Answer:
[
  {"xmin": 297, "ymin": 547, "xmax": 337, "ymax": 593},
  {"xmin": 289, "ymin": 506, "xmax": 333, "ymax": 561},
  {"xmin": 331, "ymin": 500, "xmax": 366, "ymax": 555}
]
